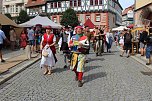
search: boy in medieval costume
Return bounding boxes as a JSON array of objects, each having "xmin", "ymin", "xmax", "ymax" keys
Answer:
[{"xmin": 69, "ymin": 26, "xmax": 89, "ymax": 87}]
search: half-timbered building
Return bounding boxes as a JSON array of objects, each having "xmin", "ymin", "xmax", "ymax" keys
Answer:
[{"xmin": 26, "ymin": 0, "xmax": 123, "ymax": 29}]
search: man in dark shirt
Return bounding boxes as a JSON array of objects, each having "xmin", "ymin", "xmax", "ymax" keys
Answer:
[
  {"xmin": 120, "ymin": 29, "xmax": 132, "ymax": 58},
  {"xmin": 139, "ymin": 27, "xmax": 148, "ymax": 56}
]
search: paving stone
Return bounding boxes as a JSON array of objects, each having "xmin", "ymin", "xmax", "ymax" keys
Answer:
[{"xmin": 0, "ymin": 47, "xmax": 152, "ymax": 100}]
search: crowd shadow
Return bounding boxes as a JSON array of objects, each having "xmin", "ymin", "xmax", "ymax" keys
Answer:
[
  {"xmin": 88, "ymin": 58, "xmax": 105, "ymax": 62},
  {"xmin": 141, "ymin": 71, "xmax": 152, "ymax": 76},
  {"xmin": 83, "ymin": 72, "xmax": 107, "ymax": 83},
  {"xmin": 102, "ymin": 53, "xmax": 115, "ymax": 56},
  {"xmin": 85, "ymin": 65, "xmax": 102, "ymax": 72},
  {"xmin": 53, "ymin": 67, "xmax": 68, "ymax": 73}
]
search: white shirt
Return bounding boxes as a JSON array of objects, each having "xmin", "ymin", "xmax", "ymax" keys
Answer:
[{"xmin": 0, "ymin": 29, "xmax": 6, "ymax": 44}]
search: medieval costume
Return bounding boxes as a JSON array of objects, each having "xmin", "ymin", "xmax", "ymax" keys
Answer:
[
  {"xmin": 69, "ymin": 26, "xmax": 89, "ymax": 87},
  {"xmin": 40, "ymin": 26, "xmax": 57, "ymax": 75}
]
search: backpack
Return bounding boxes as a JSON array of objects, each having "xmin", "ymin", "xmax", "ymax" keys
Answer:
[{"xmin": 125, "ymin": 33, "xmax": 131, "ymax": 43}]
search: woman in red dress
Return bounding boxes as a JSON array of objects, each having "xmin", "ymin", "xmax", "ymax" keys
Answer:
[{"xmin": 20, "ymin": 30, "xmax": 27, "ymax": 49}]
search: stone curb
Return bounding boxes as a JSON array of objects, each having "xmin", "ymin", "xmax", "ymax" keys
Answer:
[
  {"xmin": 0, "ymin": 57, "xmax": 41, "ymax": 85},
  {"xmin": 117, "ymin": 46, "xmax": 152, "ymax": 70},
  {"xmin": 131, "ymin": 56, "xmax": 152, "ymax": 70}
]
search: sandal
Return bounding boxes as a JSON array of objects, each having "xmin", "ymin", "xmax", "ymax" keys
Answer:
[
  {"xmin": 43, "ymin": 70, "xmax": 48, "ymax": 75},
  {"xmin": 47, "ymin": 70, "xmax": 52, "ymax": 75}
]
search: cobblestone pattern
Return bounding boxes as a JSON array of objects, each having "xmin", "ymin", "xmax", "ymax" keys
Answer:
[{"xmin": 0, "ymin": 47, "xmax": 152, "ymax": 101}]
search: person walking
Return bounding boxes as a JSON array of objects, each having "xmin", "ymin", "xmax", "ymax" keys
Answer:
[
  {"xmin": 9, "ymin": 27, "xmax": 17, "ymax": 51},
  {"xmin": 69, "ymin": 26, "xmax": 89, "ymax": 87},
  {"xmin": 35, "ymin": 24, "xmax": 43, "ymax": 53},
  {"xmin": 145, "ymin": 28, "xmax": 152, "ymax": 65},
  {"xmin": 40, "ymin": 26, "xmax": 57, "ymax": 75},
  {"xmin": 20, "ymin": 30, "xmax": 27, "ymax": 49},
  {"xmin": 106, "ymin": 29, "xmax": 114, "ymax": 53},
  {"xmin": 84, "ymin": 26, "xmax": 92, "ymax": 62},
  {"xmin": 119, "ymin": 32, "xmax": 124, "ymax": 50},
  {"xmin": 27, "ymin": 26, "xmax": 35, "ymax": 53},
  {"xmin": 139, "ymin": 27, "xmax": 148, "ymax": 56},
  {"xmin": 60, "ymin": 27, "xmax": 70, "ymax": 68},
  {"xmin": 0, "ymin": 24, "xmax": 10, "ymax": 62},
  {"xmin": 120, "ymin": 29, "xmax": 132, "ymax": 58}
]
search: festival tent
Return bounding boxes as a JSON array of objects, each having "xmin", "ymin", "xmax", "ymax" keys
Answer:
[
  {"xmin": 0, "ymin": 14, "xmax": 18, "ymax": 27},
  {"xmin": 19, "ymin": 15, "xmax": 62, "ymax": 29},
  {"xmin": 84, "ymin": 19, "xmax": 95, "ymax": 29},
  {"xmin": 112, "ymin": 26, "xmax": 129, "ymax": 31}
]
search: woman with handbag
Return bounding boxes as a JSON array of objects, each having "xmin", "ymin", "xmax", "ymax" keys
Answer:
[{"xmin": 40, "ymin": 26, "xmax": 57, "ymax": 75}]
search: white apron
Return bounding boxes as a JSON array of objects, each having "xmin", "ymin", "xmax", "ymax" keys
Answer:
[{"xmin": 40, "ymin": 44, "xmax": 55, "ymax": 68}]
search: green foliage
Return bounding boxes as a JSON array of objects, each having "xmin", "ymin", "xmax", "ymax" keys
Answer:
[
  {"xmin": 60, "ymin": 8, "xmax": 79, "ymax": 28},
  {"xmin": 5, "ymin": 13, "xmax": 12, "ymax": 20},
  {"xmin": 17, "ymin": 10, "xmax": 30, "ymax": 24}
]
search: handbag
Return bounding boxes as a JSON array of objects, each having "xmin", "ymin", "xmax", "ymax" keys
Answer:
[{"xmin": 42, "ymin": 50, "xmax": 49, "ymax": 57}]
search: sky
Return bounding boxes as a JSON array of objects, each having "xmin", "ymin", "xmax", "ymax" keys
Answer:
[{"xmin": 119, "ymin": 0, "xmax": 135, "ymax": 10}]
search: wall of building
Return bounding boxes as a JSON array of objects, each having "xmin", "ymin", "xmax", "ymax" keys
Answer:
[
  {"xmin": 135, "ymin": 3, "xmax": 152, "ymax": 27},
  {"xmin": 2, "ymin": 0, "xmax": 28, "ymax": 17},
  {"xmin": 0, "ymin": 0, "xmax": 2, "ymax": 13},
  {"xmin": 108, "ymin": 12, "xmax": 116, "ymax": 29},
  {"xmin": 51, "ymin": 12, "xmax": 108, "ymax": 28},
  {"xmin": 135, "ymin": 0, "xmax": 151, "ymax": 10}
]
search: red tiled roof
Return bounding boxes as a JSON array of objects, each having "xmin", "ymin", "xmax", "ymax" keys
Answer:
[
  {"xmin": 122, "ymin": 4, "xmax": 135, "ymax": 16},
  {"xmin": 26, "ymin": 0, "xmax": 46, "ymax": 7},
  {"xmin": 84, "ymin": 19, "xmax": 95, "ymax": 29}
]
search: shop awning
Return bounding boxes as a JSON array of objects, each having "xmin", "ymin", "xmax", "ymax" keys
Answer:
[{"xmin": 0, "ymin": 14, "xmax": 18, "ymax": 27}]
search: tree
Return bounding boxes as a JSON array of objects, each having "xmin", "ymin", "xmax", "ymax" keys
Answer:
[
  {"xmin": 17, "ymin": 10, "xmax": 30, "ymax": 24},
  {"xmin": 5, "ymin": 13, "xmax": 12, "ymax": 20},
  {"xmin": 60, "ymin": 8, "xmax": 79, "ymax": 28}
]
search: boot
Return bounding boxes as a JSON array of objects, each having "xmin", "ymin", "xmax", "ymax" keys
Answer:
[{"xmin": 78, "ymin": 80, "xmax": 83, "ymax": 87}]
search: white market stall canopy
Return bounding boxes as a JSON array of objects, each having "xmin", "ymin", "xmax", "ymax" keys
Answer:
[
  {"xmin": 112, "ymin": 26, "xmax": 129, "ymax": 31},
  {"xmin": 19, "ymin": 15, "xmax": 62, "ymax": 29}
]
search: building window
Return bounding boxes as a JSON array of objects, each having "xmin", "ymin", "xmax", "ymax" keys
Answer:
[
  {"xmin": 86, "ymin": 15, "xmax": 91, "ymax": 20},
  {"xmin": 95, "ymin": 14, "xmax": 100, "ymax": 22},
  {"xmin": 16, "ymin": 6, "xmax": 18, "ymax": 13},
  {"xmin": 78, "ymin": 0, "xmax": 81, "ymax": 6},
  {"xmin": 74, "ymin": 0, "xmax": 77, "ymax": 6},
  {"xmin": 99, "ymin": 0, "xmax": 102, "ymax": 4},
  {"xmin": 58, "ymin": 2, "xmax": 61, "ymax": 7},
  {"xmin": 60, "ymin": 16, "xmax": 62, "ymax": 21},
  {"xmin": 54, "ymin": 2, "xmax": 57, "ymax": 8},
  {"xmin": 70, "ymin": 0, "xmax": 73, "ymax": 7},
  {"xmin": 42, "ymin": 6, "xmax": 45, "ymax": 12},
  {"xmin": 47, "ymin": 3, "xmax": 51, "ymax": 9},
  {"xmin": 53, "ymin": 17, "xmax": 57, "ymax": 23},
  {"xmin": 95, "ymin": 0, "xmax": 98, "ymax": 5},
  {"xmin": 51, "ymin": 3, "xmax": 53, "ymax": 8},
  {"xmin": 90, "ymin": 0, "xmax": 93, "ymax": 5},
  {"xmin": 77, "ymin": 15, "xmax": 79, "ymax": 20}
]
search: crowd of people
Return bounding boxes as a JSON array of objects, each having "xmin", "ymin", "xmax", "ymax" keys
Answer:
[
  {"xmin": 39, "ymin": 25, "xmax": 116, "ymax": 87},
  {"xmin": 114, "ymin": 26, "xmax": 152, "ymax": 65},
  {"xmin": 0, "ymin": 22, "xmax": 152, "ymax": 87}
]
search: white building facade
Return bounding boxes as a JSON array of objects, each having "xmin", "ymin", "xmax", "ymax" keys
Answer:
[
  {"xmin": 26, "ymin": 0, "xmax": 123, "ymax": 29},
  {"xmin": 2, "ymin": 0, "xmax": 28, "ymax": 17}
]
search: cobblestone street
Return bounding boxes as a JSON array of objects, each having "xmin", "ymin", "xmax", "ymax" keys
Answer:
[{"xmin": 0, "ymin": 47, "xmax": 152, "ymax": 101}]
